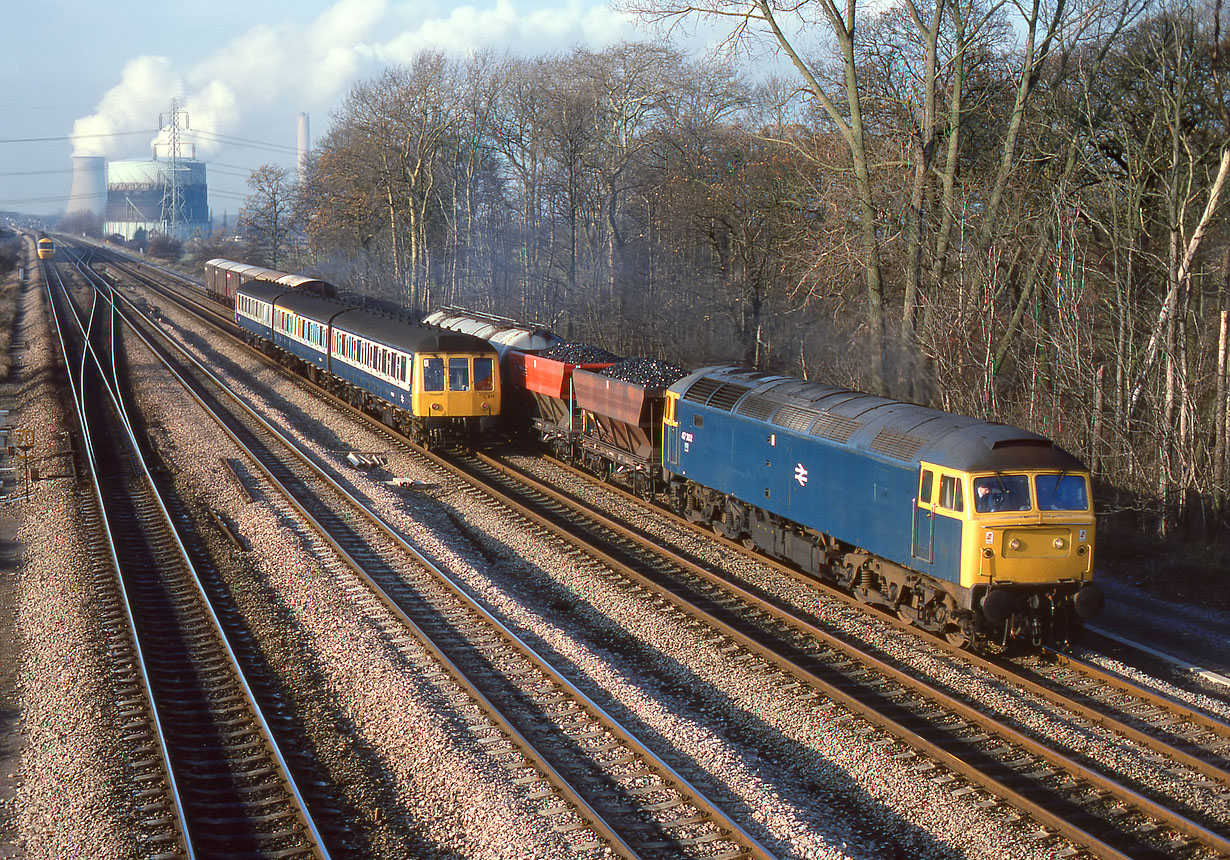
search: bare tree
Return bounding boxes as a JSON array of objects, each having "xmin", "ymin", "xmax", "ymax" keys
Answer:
[{"xmin": 239, "ymin": 164, "xmax": 298, "ymax": 269}]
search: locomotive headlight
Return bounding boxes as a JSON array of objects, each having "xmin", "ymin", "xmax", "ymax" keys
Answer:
[
  {"xmin": 1009, "ymin": 538, "xmax": 1022, "ymax": 551},
  {"xmin": 1053, "ymin": 537, "xmax": 1066, "ymax": 550},
  {"xmin": 431, "ymin": 403, "xmax": 441, "ymax": 411}
]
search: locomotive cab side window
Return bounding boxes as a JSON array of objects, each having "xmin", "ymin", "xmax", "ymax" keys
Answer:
[
  {"xmin": 939, "ymin": 475, "xmax": 963, "ymax": 512},
  {"xmin": 919, "ymin": 469, "xmax": 934, "ymax": 505}
]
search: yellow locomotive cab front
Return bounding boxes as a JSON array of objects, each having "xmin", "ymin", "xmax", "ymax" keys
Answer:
[{"xmin": 963, "ymin": 471, "xmax": 1096, "ymax": 590}]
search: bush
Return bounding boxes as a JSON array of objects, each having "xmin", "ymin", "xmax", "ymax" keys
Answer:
[
  {"xmin": 147, "ymin": 234, "xmax": 184, "ymax": 262},
  {"xmin": 0, "ymin": 230, "xmax": 21, "ymax": 277}
]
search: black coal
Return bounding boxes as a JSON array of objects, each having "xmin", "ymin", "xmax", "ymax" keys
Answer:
[
  {"xmin": 598, "ymin": 357, "xmax": 688, "ymax": 387},
  {"xmin": 541, "ymin": 342, "xmax": 622, "ymax": 364}
]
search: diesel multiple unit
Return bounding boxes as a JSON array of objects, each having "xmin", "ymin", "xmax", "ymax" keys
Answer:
[{"xmin": 232, "ymin": 274, "xmax": 499, "ymax": 447}]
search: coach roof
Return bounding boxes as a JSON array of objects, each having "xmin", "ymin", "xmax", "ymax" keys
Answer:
[
  {"xmin": 273, "ymin": 290, "xmax": 354, "ymax": 324},
  {"xmin": 334, "ymin": 308, "xmax": 495, "ymax": 355},
  {"xmin": 236, "ymin": 279, "xmax": 290, "ymax": 304}
]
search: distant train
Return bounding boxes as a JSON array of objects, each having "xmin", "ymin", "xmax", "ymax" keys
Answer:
[
  {"xmin": 231, "ymin": 276, "xmax": 499, "ymax": 447},
  {"xmin": 36, "ymin": 237, "xmax": 55, "ymax": 260},
  {"xmin": 429, "ymin": 307, "xmax": 1104, "ymax": 650}
]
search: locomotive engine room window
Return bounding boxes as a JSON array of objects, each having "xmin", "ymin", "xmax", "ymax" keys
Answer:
[
  {"xmin": 939, "ymin": 475, "xmax": 963, "ymax": 512},
  {"xmin": 919, "ymin": 469, "xmax": 934, "ymax": 504},
  {"xmin": 474, "ymin": 357, "xmax": 494, "ymax": 391},
  {"xmin": 448, "ymin": 357, "xmax": 471, "ymax": 391},
  {"xmin": 693, "ymin": 414, "xmax": 704, "ymax": 428},
  {"xmin": 423, "ymin": 358, "xmax": 445, "ymax": 391}
]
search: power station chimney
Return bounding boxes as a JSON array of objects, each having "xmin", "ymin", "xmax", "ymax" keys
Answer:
[
  {"xmin": 67, "ymin": 155, "xmax": 107, "ymax": 217},
  {"xmin": 297, "ymin": 112, "xmax": 310, "ymax": 182}
]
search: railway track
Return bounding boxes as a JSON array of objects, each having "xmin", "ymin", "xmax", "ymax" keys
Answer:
[
  {"xmin": 44, "ymin": 255, "xmax": 330, "ymax": 859},
  {"xmin": 80, "ymin": 245, "xmax": 780, "ymax": 860},
  {"xmin": 434, "ymin": 449, "xmax": 1230, "ymax": 860},
  {"xmin": 84, "ymin": 245, "xmax": 1230, "ymax": 858}
]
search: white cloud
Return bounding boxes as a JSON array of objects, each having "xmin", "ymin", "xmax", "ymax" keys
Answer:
[{"xmin": 70, "ymin": 0, "xmax": 636, "ymax": 161}]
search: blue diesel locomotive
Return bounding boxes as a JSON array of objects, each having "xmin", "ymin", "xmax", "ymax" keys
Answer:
[{"xmin": 662, "ymin": 367, "xmax": 1103, "ymax": 648}]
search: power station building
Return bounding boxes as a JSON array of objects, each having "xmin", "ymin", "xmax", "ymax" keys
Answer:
[{"xmin": 102, "ymin": 157, "xmax": 210, "ymax": 241}]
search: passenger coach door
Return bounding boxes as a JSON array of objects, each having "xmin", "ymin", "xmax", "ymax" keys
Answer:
[{"xmin": 912, "ymin": 468, "xmax": 935, "ymax": 564}]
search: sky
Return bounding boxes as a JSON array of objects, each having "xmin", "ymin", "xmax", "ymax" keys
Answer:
[{"xmin": 0, "ymin": 0, "xmax": 661, "ymax": 221}]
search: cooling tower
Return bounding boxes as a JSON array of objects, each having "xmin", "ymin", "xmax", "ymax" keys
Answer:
[
  {"xmin": 104, "ymin": 157, "xmax": 210, "ymax": 241},
  {"xmin": 67, "ymin": 155, "xmax": 107, "ymax": 216}
]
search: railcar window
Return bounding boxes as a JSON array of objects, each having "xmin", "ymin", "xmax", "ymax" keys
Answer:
[
  {"xmin": 939, "ymin": 475, "xmax": 963, "ymax": 512},
  {"xmin": 973, "ymin": 474, "xmax": 1032, "ymax": 512},
  {"xmin": 423, "ymin": 358, "xmax": 445, "ymax": 392},
  {"xmin": 474, "ymin": 358, "xmax": 494, "ymax": 391},
  {"xmin": 1035, "ymin": 474, "xmax": 1089, "ymax": 511},
  {"xmin": 919, "ymin": 470, "xmax": 934, "ymax": 504},
  {"xmin": 448, "ymin": 357, "xmax": 470, "ymax": 391}
]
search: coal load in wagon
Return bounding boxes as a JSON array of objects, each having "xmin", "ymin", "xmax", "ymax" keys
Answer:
[
  {"xmin": 598, "ymin": 357, "xmax": 688, "ymax": 388},
  {"xmin": 540, "ymin": 342, "xmax": 622, "ymax": 365}
]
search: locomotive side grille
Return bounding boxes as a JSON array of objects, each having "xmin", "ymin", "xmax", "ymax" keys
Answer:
[
  {"xmin": 811, "ymin": 413, "xmax": 861, "ymax": 442},
  {"xmin": 773, "ymin": 405, "xmax": 820, "ymax": 433},
  {"xmin": 870, "ymin": 429, "xmax": 927, "ymax": 460},
  {"xmin": 736, "ymin": 395, "xmax": 779, "ymax": 421},
  {"xmin": 707, "ymin": 383, "xmax": 752, "ymax": 412},
  {"xmin": 682, "ymin": 377, "xmax": 723, "ymax": 403}
]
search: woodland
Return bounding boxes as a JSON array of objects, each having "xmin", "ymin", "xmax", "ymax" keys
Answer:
[{"xmin": 223, "ymin": 0, "xmax": 1230, "ymax": 568}]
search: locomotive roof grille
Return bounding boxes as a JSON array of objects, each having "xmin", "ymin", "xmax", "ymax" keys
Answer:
[
  {"xmin": 772, "ymin": 404, "xmax": 821, "ymax": 434},
  {"xmin": 681, "ymin": 376, "xmax": 724, "ymax": 403},
  {"xmin": 708, "ymin": 382, "xmax": 752, "ymax": 412},
  {"xmin": 870, "ymin": 428, "xmax": 928, "ymax": 460},
  {"xmin": 811, "ymin": 412, "xmax": 862, "ymax": 442},
  {"xmin": 735, "ymin": 394, "xmax": 780, "ymax": 421}
]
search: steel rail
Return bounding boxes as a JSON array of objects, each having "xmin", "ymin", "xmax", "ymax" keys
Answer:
[
  {"xmin": 545, "ymin": 450, "xmax": 1230, "ymax": 784},
  {"xmin": 453, "ymin": 451, "xmax": 1230, "ymax": 860},
  {"xmin": 40, "ymin": 258, "xmax": 195, "ymax": 858},
  {"xmin": 99, "ymin": 267, "xmax": 779, "ymax": 860},
  {"xmin": 55, "ymin": 251, "xmax": 331, "ymax": 859}
]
